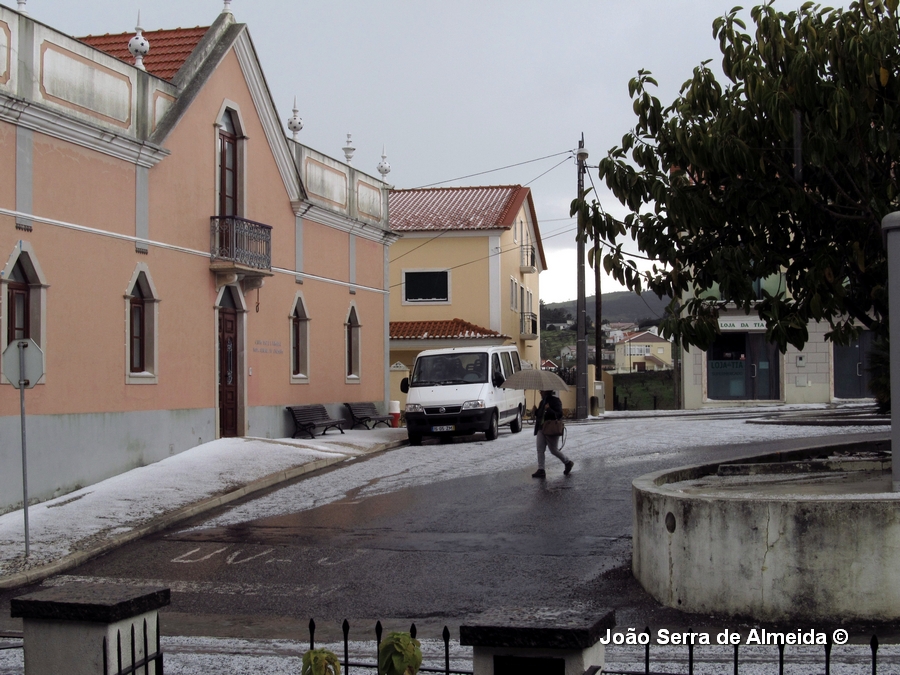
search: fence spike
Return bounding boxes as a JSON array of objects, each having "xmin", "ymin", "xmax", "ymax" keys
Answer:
[
  {"xmin": 644, "ymin": 626, "xmax": 651, "ymax": 675},
  {"xmin": 871, "ymin": 634, "xmax": 879, "ymax": 675},
  {"xmin": 309, "ymin": 618, "xmax": 316, "ymax": 650},
  {"xmin": 376, "ymin": 620, "xmax": 383, "ymax": 675},
  {"xmin": 410, "ymin": 623, "xmax": 417, "ymax": 639},
  {"xmin": 342, "ymin": 619, "xmax": 350, "ymax": 674},
  {"xmin": 143, "ymin": 618, "xmax": 149, "ymax": 675},
  {"xmin": 688, "ymin": 641, "xmax": 694, "ymax": 675},
  {"xmin": 443, "ymin": 626, "xmax": 451, "ymax": 675},
  {"xmin": 778, "ymin": 642, "xmax": 785, "ymax": 675},
  {"xmin": 825, "ymin": 637, "xmax": 832, "ymax": 675},
  {"xmin": 103, "ymin": 636, "xmax": 108, "ymax": 675},
  {"xmin": 733, "ymin": 644, "xmax": 738, "ymax": 675},
  {"xmin": 117, "ymin": 628, "xmax": 123, "ymax": 672}
]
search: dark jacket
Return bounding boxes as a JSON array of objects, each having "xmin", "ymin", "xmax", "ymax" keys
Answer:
[{"xmin": 534, "ymin": 394, "xmax": 563, "ymax": 436}]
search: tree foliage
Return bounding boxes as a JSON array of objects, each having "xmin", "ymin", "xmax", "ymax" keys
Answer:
[{"xmin": 575, "ymin": 0, "xmax": 900, "ymax": 351}]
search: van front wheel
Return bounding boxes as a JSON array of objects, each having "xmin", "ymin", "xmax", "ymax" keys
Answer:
[
  {"xmin": 485, "ymin": 411, "xmax": 499, "ymax": 441},
  {"xmin": 510, "ymin": 407, "xmax": 523, "ymax": 433}
]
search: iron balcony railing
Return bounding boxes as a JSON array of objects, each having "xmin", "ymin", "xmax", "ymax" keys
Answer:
[
  {"xmin": 210, "ymin": 215, "xmax": 272, "ymax": 270},
  {"xmin": 520, "ymin": 244, "xmax": 536, "ymax": 271},
  {"xmin": 520, "ymin": 311, "xmax": 538, "ymax": 337}
]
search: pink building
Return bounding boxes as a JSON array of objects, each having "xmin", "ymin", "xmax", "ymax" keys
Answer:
[{"xmin": 0, "ymin": 6, "xmax": 396, "ymax": 513}]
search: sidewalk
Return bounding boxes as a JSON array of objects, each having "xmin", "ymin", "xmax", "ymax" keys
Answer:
[{"xmin": 0, "ymin": 428, "xmax": 409, "ymax": 590}]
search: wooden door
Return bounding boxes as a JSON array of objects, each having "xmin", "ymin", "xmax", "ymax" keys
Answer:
[{"xmin": 218, "ymin": 306, "xmax": 238, "ymax": 437}]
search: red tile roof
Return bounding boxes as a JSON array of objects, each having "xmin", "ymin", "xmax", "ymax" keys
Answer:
[
  {"xmin": 78, "ymin": 26, "xmax": 209, "ymax": 81},
  {"xmin": 389, "ymin": 185, "xmax": 532, "ymax": 232},
  {"xmin": 390, "ymin": 318, "xmax": 508, "ymax": 340}
]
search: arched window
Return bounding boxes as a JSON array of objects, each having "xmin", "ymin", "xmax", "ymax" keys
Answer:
[
  {"xmin": 219, "ymin": 109, "xmax": 239, "ymax": 217},
  {"xmin": 7, "ymin": 260, "xmax": 29, "ymax": 342},
  {"xmin": 345, "ymin": 306, "xmax": 361, "ymax": 381},
  {"xmin": 125, "ymin": 265, "xmax": 159, "ymax": 384},
  {"xmin": 130, "ymin": 284, "xmax": 146, "ymax": 373},
  {"xmin": 291, "ymin": 295, "xmax": 309, "ymax": 383},
  {"xmin": 2, "ymin": 243, "xmax": 48, "ymax": 386}
]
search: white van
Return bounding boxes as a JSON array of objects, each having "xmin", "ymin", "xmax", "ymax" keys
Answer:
[{"xmin": 400, "ymin": 345, "xmax": 527, "ymax": 445}]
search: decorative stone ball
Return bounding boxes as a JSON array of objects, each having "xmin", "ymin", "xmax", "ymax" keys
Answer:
[
  {"xmin": 128, "ymin": 34, "xmax": 150, "ymax": 58},
  {"xmin": 287, "ymin": 115, "xmax": 303, "ymax": 133},
  {"xmin": 377, "ymin": 158, "xmax": 391, "ymax": 177}
]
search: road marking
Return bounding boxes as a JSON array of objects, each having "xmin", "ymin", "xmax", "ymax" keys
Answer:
[
  {"xmin": 171, "ymin": 546, "xmax": 230, "ymax": 563},
  {"xmin": 226, "ymin": 549, "xmax": 274, "ymax": 565}
]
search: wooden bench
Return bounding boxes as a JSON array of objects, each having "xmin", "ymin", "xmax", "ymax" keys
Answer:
[
  {"xmin": 285, "ymin": 404, "xmax": 346, "ymax": 439},
  {"xmin": 345, "ymin": 402, "xmax": 393, "ymax": 429}
]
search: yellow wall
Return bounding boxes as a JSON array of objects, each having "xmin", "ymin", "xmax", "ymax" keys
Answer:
[{"xmin": 390, "ymin": 234, "xmax": 491, "ymax": 327}]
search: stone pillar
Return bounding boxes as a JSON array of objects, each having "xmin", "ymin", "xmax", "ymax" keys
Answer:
[
  {"xmin": 10, "ymin": 583, "xmax": 170, "ymax": 675},
  {"xmin": 460, "ymin": 608, "xmax": 614, "ymax": 675},
  {"xmin": 881, "ymin": 212, "xmax": 900, "ymax": 491}
]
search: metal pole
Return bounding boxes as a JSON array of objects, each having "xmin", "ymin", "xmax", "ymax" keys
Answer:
[
  {"xmin": 575, "ymin": 135, "xmax": 588, "ymax": 419},
  {"xmin": 881, "ymin": 212, "xmax": 900, "ymax": 491},
  {"xmin": 18, "ymin": 341, "xmax": 29, "ymax": 556},
  {"xmin": 595, "ymin": 238, "xmax": 602, "ymax": 379}
]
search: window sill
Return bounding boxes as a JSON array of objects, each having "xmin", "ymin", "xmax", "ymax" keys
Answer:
[
  {"xmin": 345, "ymin": 375, "xmax": 361, "ymax": 385},
  {"xmin": 126, "ymin": 371, "xmax": 158, "ymax": 385},
  {"xmin": 290, "ymin": 374, "xmax": 310, "ymax": 385}
]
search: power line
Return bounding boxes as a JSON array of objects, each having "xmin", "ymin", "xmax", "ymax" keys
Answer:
[
  {"xmin": 410, "ymin": 150, "xmax": 572, "ymax": 189},
  {"xmin": 524, "ymin": 156, "xmax": 571, "ymax": 186}
]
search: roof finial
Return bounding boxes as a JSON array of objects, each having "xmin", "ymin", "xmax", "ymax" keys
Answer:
[
  {"xmin": 223, "ymin": 1, "xmax": 233, "ymax": 14},
  {"xmin": 287, "ymin": 96, "xmax": 303, "ymax": 140},
  {"xmin": 377, "ymin": 145, "xmax": 391, "ymax": 180},
  {"xmin": 127, "ymin": 12, "xmax": 150, "ymax": 71},
  {"xmin": 342, "ymin": 133, "xmax": 356, "ymax": 165},
  {"xmin": 16, "ymin": 1, "xmax": 26, "ymax": 15}
]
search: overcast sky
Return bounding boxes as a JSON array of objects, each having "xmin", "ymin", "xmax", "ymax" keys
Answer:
[{"xmin": 27, "ymin": 0, "xmax": 802, "ymax": 306}]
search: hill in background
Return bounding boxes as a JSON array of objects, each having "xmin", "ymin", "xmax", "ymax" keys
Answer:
[{"xmin": 543, "ymin": 291, "xmax": 670, "ymax": 325}]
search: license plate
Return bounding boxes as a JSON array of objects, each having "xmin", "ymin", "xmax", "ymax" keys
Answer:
[{"xmin": 432, "ymin": 425, "xmax": 455, "ymax": 432}]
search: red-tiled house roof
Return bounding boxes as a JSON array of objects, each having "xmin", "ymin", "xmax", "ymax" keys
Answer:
[
  {"xmin": 390, "ymin": 185, "xmax": 529, "ymax": 231},
  {"xmin": 78, "ymin": 26, "xmax": 209, "ymax": 81},
  {"xmin": 389, "ymin": 185, "xmax": 548, "ymax": 269},
  {"xmin": 390, "ymin": 318, "xmax": 508, "ymax": 341}
]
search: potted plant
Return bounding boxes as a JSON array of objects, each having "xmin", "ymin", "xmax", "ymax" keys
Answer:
[
  {"xmin": 301, "ymin": 647, "xmax": 341, "ymax": 675},
  {"xmin": 378, "ymin": 631, "xmax": 423, "ymax": 675}
]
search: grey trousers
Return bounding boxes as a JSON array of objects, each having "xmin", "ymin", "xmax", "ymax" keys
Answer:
[{"xmin": 536, "ymin": 429, "xmax": 569, "ymax": 470}]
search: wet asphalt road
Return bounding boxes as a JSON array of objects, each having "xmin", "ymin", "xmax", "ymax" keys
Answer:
[{"xmin": 1, "ymin": 416, "xmax": 887, "ymax": 640}]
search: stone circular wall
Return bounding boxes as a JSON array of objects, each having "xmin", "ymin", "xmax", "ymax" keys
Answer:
[{"xmin": 632, "ymin": 438, "xmax": 900, "ymax": 622}]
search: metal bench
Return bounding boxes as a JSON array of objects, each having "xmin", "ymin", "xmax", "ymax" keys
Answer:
[
  {"xmin": 285, "ymin": 404, "xmax": 346, "ymax": 439},
  {"xmin": 345, "ymin": 402, "xmax": 393, "ymax": 429}
]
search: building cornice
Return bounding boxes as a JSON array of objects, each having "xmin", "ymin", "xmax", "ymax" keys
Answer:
[
  {"xmin": 301, "ymin": 202, "xmax": 400, "ymax": 245},
  {"xmin": 0, "ymin": 94, "xmax": 169, "ymax": 168}
]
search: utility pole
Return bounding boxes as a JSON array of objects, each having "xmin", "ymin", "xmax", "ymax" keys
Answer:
[
  {"xmin": 575, "ymin": 136, "xmax": 589, "ymax": 419},
  {"xmin": 594, "ymin": 238, "xmax": 602, "ymax": 379}
]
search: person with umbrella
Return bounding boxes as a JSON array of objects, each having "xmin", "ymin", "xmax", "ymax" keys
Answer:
[
  {"xmin": 531, "ymin": 389, "xmax": 573, "ymax": 478},
  {"xmin": 500, "ymin": 369, "xmax": 574, "ymax": 478}
]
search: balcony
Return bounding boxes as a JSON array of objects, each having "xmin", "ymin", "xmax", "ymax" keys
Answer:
[
  {"xmin": 519, "ymin": 244, "xmax": 536, "ymax": 273},
  {"xmin": 520, "ymin": 311, "xmax": 538, "ymax": 340},
  {"xmin": 210, "ymin": 216, "xmax": 274, "ymax": 285}
]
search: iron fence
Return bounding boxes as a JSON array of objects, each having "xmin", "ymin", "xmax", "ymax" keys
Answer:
[
  {"xmin": 210, "ymin": 215, "xmax": 272, "ymax": 270},
  {"xmin": 602, "ymin": 627, "xmax": 883, "ymax": 675},
  {"xmin": 307, "ymin": 618, "xmax": 473, "ymax": 674},
  {"xmin": 102, "ymin": 616, "xmax": 164, "ymax": 675}
]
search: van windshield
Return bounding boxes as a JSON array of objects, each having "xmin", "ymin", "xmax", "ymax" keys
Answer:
[{"xmin": 410, "ymin": 353, "xmax": 488, "ymax": 386}]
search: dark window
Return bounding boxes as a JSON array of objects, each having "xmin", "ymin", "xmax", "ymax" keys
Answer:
[
  {"xmin": 130, "ymin": 284, "xmax": 145, "ymax": 372},
  {"xmin": 7, "ymin": 260, "xmax": 29, "ymax": 342},
  {"xmin": 292, "ymin": 300, "xmax": 309, "ymax": 377},
  {"xmin": 404, "ymin": 271, "xmax": 449, "ymax": 302},
  {"xmin": 219, "ymin": 110, "xmax": 239, "ymax": 217},
  {"xmin": 346, "ymin": 307, "xmax": 360, "ymax": 377}
]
